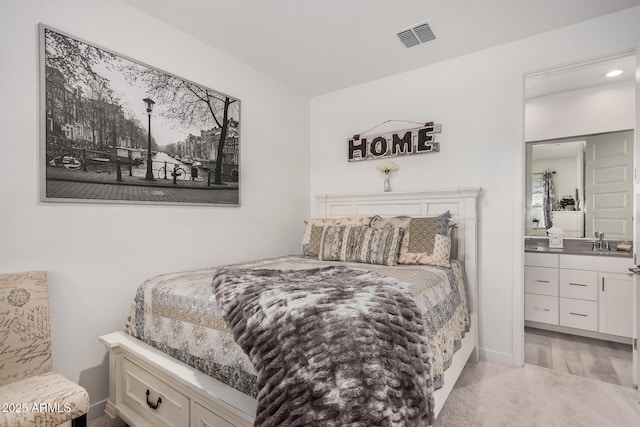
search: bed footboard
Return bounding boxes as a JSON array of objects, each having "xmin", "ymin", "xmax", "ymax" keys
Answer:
[
  {"xmin": 100, "ymin": 325, "xmax": 477, "ymax": 426},
  {"xmin": 99, "ymin": 331, "xmax": 256, "ymax": 427}
]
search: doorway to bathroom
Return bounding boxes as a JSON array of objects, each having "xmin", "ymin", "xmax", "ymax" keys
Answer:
[{"xmin": 523, "ymin": 51, "xmax": 637, "ymax": 388}]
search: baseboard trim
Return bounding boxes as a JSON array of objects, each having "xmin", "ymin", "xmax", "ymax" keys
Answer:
[
  {"xmin": 525, "ymin": 321, "xmax": 632, "ymax": 345},
  {"xmin": 479, "ymin": 347, "xmax": 513, "ymax": 365},
  {"xmin": 88, "ymin": 398, "xmax": 107, "ymax": 420}
]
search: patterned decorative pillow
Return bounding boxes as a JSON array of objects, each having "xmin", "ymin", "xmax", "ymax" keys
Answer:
[
  {"xmin": 371, "ymin": 211, "xmax": 457, "ymax": 267},
  {"xmin": 345, "ymin": 226, "xmax": 404, "ymax": 266},
  {"xmin": 301, "ymin": 216, "xmax": 371, "ymax": 256},
  {"xmin": 370, "ymin": 215, "xmax": 411, "ymax": 229},
  {"xmin": 397, "ymin": 213, "xmax": 455, "ymax": 267},
  {"xmin": 318, "ymin": 225, "xmax": 404, "ymax": 266},
  {"xmin": 317, "ymin": 225, "xmax": 358, "ymax": 261}
]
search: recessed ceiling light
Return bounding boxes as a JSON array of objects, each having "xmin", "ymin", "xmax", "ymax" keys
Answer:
[{"xmin": 606, "ymin": 70, "xmax": 623, "ymax": 77}]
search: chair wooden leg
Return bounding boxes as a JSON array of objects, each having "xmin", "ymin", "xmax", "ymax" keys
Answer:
[{"xmin": 71, "ymin": 414, "xmax": 87, "ymax": 427}]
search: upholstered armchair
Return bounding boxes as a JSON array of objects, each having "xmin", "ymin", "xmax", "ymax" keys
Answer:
[{"xmin": 0, "ymin": 271, "xmax": 89, "ymax": 426}]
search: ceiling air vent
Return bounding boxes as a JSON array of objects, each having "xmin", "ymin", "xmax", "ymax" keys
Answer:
[{"xmin": 396, "ymin": 21, "xmax": 436, "ymax": 48}]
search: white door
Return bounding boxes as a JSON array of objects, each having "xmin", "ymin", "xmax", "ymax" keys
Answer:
[
  {"xmin": 634, "ymin": 49, "xmax": 640, "ymax": 399},
  {"xmin": 585, "ymin": 130, "xmax": 634, "ymax": 240},
  {"xmin": 634, "ymin": 270, "xmax": 639, "ymax": 388}
]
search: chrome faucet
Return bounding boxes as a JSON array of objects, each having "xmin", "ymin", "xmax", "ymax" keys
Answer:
[{"xmin": 593, "ymin": 231, "xmax": 609, "ymax": 251}]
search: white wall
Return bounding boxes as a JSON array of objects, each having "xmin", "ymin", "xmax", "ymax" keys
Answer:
[
  {"xmin": 310, "ymin": 7, "xmax": 640, "ymax": 365},
  {"xmin": 526, "ymin": 79, "xmax": 635, "ymax": 141},
  {"xmin": 0, "ymin": 0, "xmax": 309, "ymax": 417}
]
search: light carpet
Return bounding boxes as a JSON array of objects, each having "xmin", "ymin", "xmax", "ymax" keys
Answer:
[
  {"xmin": 88, "ymin": 360, "xmax": 640, "ymax": 427},
  {"xmin": 434, "ymin": 360, "xmax": 640, "ymax": 427}
]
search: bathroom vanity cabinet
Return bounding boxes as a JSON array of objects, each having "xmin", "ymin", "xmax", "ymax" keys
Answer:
[{"xmin": 525, "ymin": 252, "xmax": 633, "ymax": 341}]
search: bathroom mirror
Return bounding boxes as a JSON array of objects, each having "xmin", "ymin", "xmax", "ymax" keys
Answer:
[{"xmin": 525, "ymin": 130, "xmax": 634, "ymax": 240}]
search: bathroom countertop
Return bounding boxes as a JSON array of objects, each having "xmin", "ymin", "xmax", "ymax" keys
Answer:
[{"xmin": 524, "ymin": 238, "xmax": 632, "ymax": 258}]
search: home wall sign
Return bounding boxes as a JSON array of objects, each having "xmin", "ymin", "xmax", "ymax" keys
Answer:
[{"xmin": 348, "ymin": 122, "xmax": 441, "ymax": 162}]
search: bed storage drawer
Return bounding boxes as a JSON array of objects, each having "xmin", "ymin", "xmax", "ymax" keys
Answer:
[
  {"xmin": 525, "ymin": 294, "xmax": 558, "ymax": 324},
  {"xmin": 195, "ymin": 403, "xmax": 235, "ymax": 427},
  {"xmin": 122, "ymin": 358, "xmax": 189, "ymax": 426}
]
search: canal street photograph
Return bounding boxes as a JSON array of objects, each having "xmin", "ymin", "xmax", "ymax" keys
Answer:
[{"xmin": 40, "ymin": 25, "xmax": 240, "ymax": 206}]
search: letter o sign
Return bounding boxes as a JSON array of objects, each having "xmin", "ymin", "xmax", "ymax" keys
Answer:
[{"xmin": 370, "ymin": 136, "xmax": 387, "ymax": 156}]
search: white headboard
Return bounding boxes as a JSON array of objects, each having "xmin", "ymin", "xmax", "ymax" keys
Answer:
[{"xmin": 314, "ymin": 187, "xmax": 481, "ymax": 316}]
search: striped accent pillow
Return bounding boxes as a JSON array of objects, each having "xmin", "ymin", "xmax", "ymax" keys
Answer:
[
  {"xmin": 318, "ymin": 226, "xmax": 404, "ymax": 266},
  {"xmin": 346, "ymin": 226, "xmax": 404, "ymax": 265},
  {"xmin": 317, "ymin": 225, "xmax": 359, "ymax": 261},
  {"xmin": 301, "ymin": 217, "xmax": 372, "ymax": 257}
]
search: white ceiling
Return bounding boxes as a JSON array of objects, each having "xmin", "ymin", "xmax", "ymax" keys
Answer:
[
  {"xmin": 525, "ymin": 53, "xmax": 636, "ymax": 99},
  {"xmin": 121, "ymin": 0, "xmax": 640, "ymax": 96}
]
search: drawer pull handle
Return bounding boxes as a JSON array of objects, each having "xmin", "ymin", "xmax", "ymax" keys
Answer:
[
  {"xmin": 535, "ymin": 280, "xmax": 550, "ymax": 283},
  {"xmin": 533, "ymin": 307, "xmax": 550, "ymax": 312},
  {"xmin": 146, "ymin": 389, "xmax": 162, "ymax": 410},
  {"xmin": 569, "ymin": 283, "xmax": 587, "ymax": 287},
  {"xmin": 569, "ymin": 312, "xmax": 588, "ymax": 317}
]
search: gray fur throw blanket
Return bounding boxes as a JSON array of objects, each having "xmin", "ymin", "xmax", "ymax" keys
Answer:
[{"xmin": 212, "ymin": 266, "xmax": 435, "ymax": 427}]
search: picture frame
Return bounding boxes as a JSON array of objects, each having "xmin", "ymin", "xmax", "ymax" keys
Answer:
[{"xmin": 39, "ymin": 24, "xmax": 240, "ymax": 206}]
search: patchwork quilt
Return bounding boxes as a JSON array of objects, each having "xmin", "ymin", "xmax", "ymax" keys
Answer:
[{"xmin": 124, "ymin": 256, "xmax": 469, "ymax": 421}]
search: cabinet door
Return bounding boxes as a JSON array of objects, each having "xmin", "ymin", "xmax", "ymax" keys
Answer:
[{"xmin": 598, "ymin": 273, "xmax": 634, "ymax": 338}]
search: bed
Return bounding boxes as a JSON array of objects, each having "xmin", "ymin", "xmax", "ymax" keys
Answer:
[{"xmin": 100, "ymin": 188, "xmax": 480, "ymax": 426}]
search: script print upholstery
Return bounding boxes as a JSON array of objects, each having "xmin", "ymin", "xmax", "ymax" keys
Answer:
[
  {"xmin": 0, "ymin": 271, "xmax": 52, "ymax": 386},
  {"xmin": 0, "ymin": 271, "xmax": 89, "ymax": 426}
]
